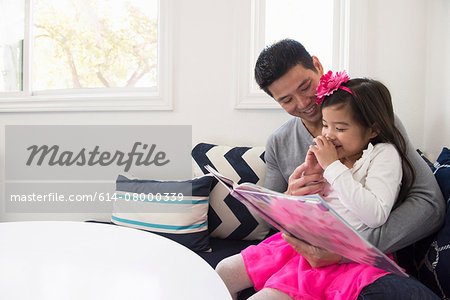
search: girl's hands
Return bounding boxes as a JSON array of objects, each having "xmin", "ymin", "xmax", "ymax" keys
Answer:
[
  {"xmin": 286, "ymin": 136, "xmax": 337, "ymax": 197},
  {"xmin": 286, "ymin": 149, "xmax": 325, "ymax": 197},
  {"xmin": 309, "ymin": 135, "xmax": 339, "ymax": 169}
]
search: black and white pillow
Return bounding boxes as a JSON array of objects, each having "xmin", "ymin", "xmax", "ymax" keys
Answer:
[{"xmin": 192, "ymin": 143, "xmax": 270, "ymax": 240}]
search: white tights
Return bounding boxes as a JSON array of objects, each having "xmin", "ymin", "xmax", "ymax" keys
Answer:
[{"xmin": 215, "ymin": 254, "xmax": 293, "ymax": 300}]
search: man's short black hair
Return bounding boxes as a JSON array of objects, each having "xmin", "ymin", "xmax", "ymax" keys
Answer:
[{"xmin": 254, "ymin": 39, "xmax": 317, "ymax": 97}]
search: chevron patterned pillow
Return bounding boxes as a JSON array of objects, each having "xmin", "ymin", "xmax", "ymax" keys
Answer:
[{"xmin": 192, "ymin": 143, "xmax": 271, "ymax": 240}]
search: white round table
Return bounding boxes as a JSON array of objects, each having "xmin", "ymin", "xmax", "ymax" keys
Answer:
[{"xmin": 0, "ymin": 221, "xmax": 232, "ymax": 300}]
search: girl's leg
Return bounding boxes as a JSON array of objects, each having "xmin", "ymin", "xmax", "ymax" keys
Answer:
[
  {"xmin": 248, "ymin": 288, "xmax": 293, "ymax": 300},
  {"xmin": 216, "ymin": 254, "xmax": 253, "ymax": 300}
]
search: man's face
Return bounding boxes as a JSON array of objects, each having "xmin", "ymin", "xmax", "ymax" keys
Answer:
[{"xmin": 267, "ymin": 57, "xmax": 324, "ymax": 124}]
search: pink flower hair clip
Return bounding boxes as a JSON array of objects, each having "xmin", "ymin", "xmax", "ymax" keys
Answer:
[{"xmin": 315, "ymin": 70, "xmax": 352, "ymax": 105}]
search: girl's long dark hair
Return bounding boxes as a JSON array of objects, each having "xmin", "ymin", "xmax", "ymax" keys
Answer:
[{"xmin": 321, "ymin": 78, "xmax": 415, "ymax": 207}]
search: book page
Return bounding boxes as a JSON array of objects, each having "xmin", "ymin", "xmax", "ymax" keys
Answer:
[
  {"xmin": 234, "ymin": 188, "xmax": 407, "ymax": 277},
  {"xmin": 204, "ymin": 164, "xmax": 407, "ymax": 276},
  {"xmin": 204, "ymin": 165, "xmax": 236, "ymax": 191}
]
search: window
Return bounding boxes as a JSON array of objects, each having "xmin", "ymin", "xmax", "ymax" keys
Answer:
[
  {"xmin": 0, "ymin": 0, "xmax": 172, "ymax": 111},
  {"xmin": 234, "ymin": 0, "xmax": 349, "ymax": 109},
  {"xmin": 264, "ymin": 0, "xmax": 334, "ymax": 71},
  {"xmin": 0, "ymin": 1, "xmax": 24, "ymax": 93}
]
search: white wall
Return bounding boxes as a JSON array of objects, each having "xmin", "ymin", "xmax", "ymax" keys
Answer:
[
  {"xmin": 364, "ymin": 0, "xmax": 449, "ymax": 160},
  {"xmin": 424, "ymin": 0, "xmax": 450, "ymax": 160},
  {"xmin": 0, "ymin": 0, "xmax": 448, "ymax": 221},
  {"xmin": 366, "ymin": 0, "xmax": 427, "ymax": 147}
]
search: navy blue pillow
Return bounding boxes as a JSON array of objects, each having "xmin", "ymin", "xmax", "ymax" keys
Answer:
[
  {"xmin": 418, "ymin": 147, "xmax": 449, "ymax": 298},
  {"xmin": 111, "ymin": 174, "xmax": 214, "ymax": 252},
  {"xmin": 434, "ymin": 147, "xmax": 450, "ymax": 202}
]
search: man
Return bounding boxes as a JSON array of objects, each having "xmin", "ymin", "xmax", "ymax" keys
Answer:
[{"xmin": 257, "ymin": 39, "xmax": 445, "ymax": 298}]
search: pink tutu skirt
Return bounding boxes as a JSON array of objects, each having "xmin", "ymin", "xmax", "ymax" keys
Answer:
[{"xmin": 241, "ymin": 232, "xmax": 390, "ymax": 300}]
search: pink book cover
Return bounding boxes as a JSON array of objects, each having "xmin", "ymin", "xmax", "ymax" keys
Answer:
[{"xmin": 205, "ymin": 165, "xmax": 407, "ymax": 277}]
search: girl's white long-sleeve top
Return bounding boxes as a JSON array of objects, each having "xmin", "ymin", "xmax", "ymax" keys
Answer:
[{"xmin": 323, "ymin": 143, "xmax": 402, "ymax": 231}]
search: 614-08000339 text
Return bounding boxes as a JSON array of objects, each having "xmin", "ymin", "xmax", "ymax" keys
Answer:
[{"xmin": 9, "ymin": 192, "xmax": 185, "ymax": 203}]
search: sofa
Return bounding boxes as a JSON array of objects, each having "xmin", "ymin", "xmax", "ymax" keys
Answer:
[{"xmin": 109, "ymin": 142, "xmax": 449, "ymax": 299}]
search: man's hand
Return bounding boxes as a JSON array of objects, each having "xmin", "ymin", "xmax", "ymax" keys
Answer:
[
  {"xmin": 286, "ymin": 162, "xmax": 325, "ymax": 196},
  {"xmin": 282, "ymin": 233, "xmax": 342, "ymax": 268},
  {"xmin": 304, "ymin": 149, "xmax": 324, "ymax": 175}
]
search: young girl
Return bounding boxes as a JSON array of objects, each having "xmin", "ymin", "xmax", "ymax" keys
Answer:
[{"xmin": 216, "ymin": 71, "xmax": 416, "ymax": 300}]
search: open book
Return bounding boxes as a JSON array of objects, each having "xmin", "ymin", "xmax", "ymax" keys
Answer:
[{"xmin": 205, "ymin": 165, "xmax": 407, "ymax": 277}]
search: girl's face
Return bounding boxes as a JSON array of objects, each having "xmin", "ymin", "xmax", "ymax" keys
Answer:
[{"xmin": 321, "ymin": 103, "xmax": 378, "ymax": 166}]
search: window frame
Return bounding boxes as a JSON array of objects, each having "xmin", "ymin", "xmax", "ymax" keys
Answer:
[
  {"xmin": 233, "ymin": 0, "xmax": 363, "ymax": 110},
  {"xmin": 0, "ymin": 0, "xmax": 173, "ymax": 112}
]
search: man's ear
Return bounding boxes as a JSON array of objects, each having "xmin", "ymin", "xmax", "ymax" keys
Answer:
[{"xmin": 312, "ymin": 56, "xmax": 324, "ymax": 76}]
